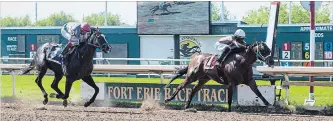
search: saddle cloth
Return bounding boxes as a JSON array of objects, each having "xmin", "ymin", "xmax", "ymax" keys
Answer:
[
  {"xmin": 45, "ymin": 43, "xmax": 62, "ymax": 65},
  {"xmin": 204, "ymin": 54, "xmax": 219, "ymax": 69}
]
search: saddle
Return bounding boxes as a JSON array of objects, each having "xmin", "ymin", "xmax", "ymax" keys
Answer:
[
  {"xmin": 63, "ymin": 46, "xmax": 79, "ymax": 64},
  {"xmin": 204, "ymin": 54, "xmax": 219, "ymax": 69},
  {"xmin": 46, "ymin": 43, "xmax": 62, "ymax": 61}
]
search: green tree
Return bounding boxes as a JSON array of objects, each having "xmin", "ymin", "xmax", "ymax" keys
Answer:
[
  {"xmin": 211, "ymin": 3, "xmax": 235, "ymax": 21},
  {"xmin": 83, "ymin": 12, "xmax": 124, "ymax": 26},
  {"xmin": 242, "ymin": 3, "xmax": 331, "ymax": 24},
  {"xmin": 0, "ymin": 15, "xmax": 31, "ymax": 27},
  {"xmin": 35, "ymin": 11, "xmax": 77, "ymax": 26}
]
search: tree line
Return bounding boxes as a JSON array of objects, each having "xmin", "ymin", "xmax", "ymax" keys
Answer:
[
  {"xmin": 242, "ymin": 2, "xmax": 332, "ymax": 24},
  {"xmin": 0, "ymin": 11, "xmax": 126, "ymax": 27},
  {"xmin": 1, "ymin": 2, "xmax": 331, "ymax": 27}
]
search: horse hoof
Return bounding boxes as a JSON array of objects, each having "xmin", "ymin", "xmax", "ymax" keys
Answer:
[
  {"xmin": 63, "ymin": 100, "xmax": 68, "ymax": 107},
  {"xmin": 184, "ymin": 108, "xmax": 197, "ymax": 113},
  {"xmin": 43, "ymin": 99, "xmax": 48, "ymax": 105},
  {"xmin": 56, "ymin": 94, "xmax": 64, "ymax": 99},
  {"xmin": 164, "ymin": 99, "xmax": 170, "ymax": 103},
  {"xmin": 268, "ymin": 105, "xmax": 275, "ymax": 109},
  {"xmin": 184, "ymin": 105, "xmax": 190, "ymax": 109},
  {"xmin": 84, "ymin": 102, "xmax": 91, "ymax": 107},
  {"xmin": 266, "ymin": 105, "xmax": 275, "ymax": 113},
  {"xmin": 49, "ymin": 93, "xmax": 57, "ymax": 98}
]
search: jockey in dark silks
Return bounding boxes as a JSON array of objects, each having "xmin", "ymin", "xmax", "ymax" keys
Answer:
[
  {"xmin": 168, "ymin": 29, "xmax": 247, "ymax": 82},
  {"xmin": 215, "ymin": 29, "xmax": 247, "ymax": 66}
]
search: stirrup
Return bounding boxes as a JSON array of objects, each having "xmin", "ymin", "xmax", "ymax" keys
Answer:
[
  {"xmin": 216, "ymin": 61, "xmax": 222, "ymax": 66},
  {"xmin": 62, "ymin": 65, "xmax": 68, "ymax": 75}
]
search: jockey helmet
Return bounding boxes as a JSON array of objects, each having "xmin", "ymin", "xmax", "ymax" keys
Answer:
[
  {"xmin": 234, "ymin": 29, "xmax": 246, "ymax": 39},
  {"xmin": 80, "ymin": 23, "xmax": 91, "ymax": 33}
]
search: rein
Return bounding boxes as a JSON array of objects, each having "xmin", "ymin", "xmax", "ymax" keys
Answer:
[{"xmin": 252, "ymin": 41, "xmax": 270, "ymax": 61}]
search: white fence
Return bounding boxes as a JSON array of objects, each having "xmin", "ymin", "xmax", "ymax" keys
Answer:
[
  {"xmin": 1, "ymin": 57, "xmax": 333, "ymax": 78},
  {"xmin": 3, "ymin": 57, "xmax": 333, "ymax": 64},
  {"xmin": 2, "ymin": 57, "xmax": 333, "ymax": 106},
  {"xmin": 0, "ymin": 63, "xmax": 183, "ymax": 97},
  {"xmin": 257, "ymin": 66, "xmax": 333, "ymax": 106}
]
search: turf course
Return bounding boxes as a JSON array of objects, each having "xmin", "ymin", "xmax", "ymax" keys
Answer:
[{"xmin": 1, "ymin": 75, "xmax": 333, "ymax": 106}]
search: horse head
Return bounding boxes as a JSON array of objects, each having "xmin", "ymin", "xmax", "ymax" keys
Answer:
[
  {"xmin": 249, "ymin": 41, "xmax": 274, "ymax": 67},
  {"xmin": 86, "ymin": 27, "xmax": 112, "ymax": 53}
]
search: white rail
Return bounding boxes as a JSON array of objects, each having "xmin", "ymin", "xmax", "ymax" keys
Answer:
[
  {"xmin": 0, "ymin": 58, "xmax": 189, "ymax": 61},
  {"xmin": 0, "ymin": 64, "xmax": 183, "ymax": 97},
  {"xmin": 0, "ymin": 64, "xmax": 180, "ymax": 74},
  {"xmin": 1, "ymin": 57, "xmax": 333, "ymax": 63},
  {"xmin": 256, "ymin": 66, "xmax": 333, "ymax": 106}
]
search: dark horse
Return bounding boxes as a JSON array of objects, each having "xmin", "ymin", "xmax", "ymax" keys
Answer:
[
  {"xmin": 20, "ymin": 28, "xmax": 112, "ymax": 107},
  {"xmin": 164, "ymin": 41, "xmax": 275, "ymax": 112},
  {"xmin": 150, "ymin": 2, "xmax": 172, "ymax": 15}
]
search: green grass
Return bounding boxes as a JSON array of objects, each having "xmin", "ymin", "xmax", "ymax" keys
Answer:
[{"xmin": 1, "ymin": 75, "xmax": 333, "ymax": 106}]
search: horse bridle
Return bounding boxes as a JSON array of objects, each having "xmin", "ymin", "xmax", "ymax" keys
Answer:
[
  {"xmin": 253, "ymin": 41, "xmax": 270, "ymax": 62},
  {"xmin": 85, "ymin": 29, "xmax": 108, "ymax": 49}
]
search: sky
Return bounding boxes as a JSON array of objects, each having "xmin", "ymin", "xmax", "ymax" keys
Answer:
[{"xmin": 0, "ymin": 1, "xmax": 329, "ymax": 26}]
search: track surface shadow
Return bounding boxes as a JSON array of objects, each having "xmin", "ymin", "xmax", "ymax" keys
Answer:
[{"xmin": 43, "ymin": 108, "xmax": 143, "ymax": 115}]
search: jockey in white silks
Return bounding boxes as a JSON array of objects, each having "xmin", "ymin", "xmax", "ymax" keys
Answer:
[
  {"xmin": 60, "ymin": 22, "xmax": 91, "ymax": 58},
  {"xmin": 60, "ymin": 22, "xmax": 91, "ymax": 74},
  {"xmin": 214, "ymin": 29, "xmax": 248, "ymax": 66}
]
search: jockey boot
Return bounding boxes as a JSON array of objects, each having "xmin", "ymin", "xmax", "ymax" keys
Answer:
[
  {"xmin": 60, "ymin": 44, "xmax": 72, "ymax": 74},
  {"xmin": 216, "ymin": 47, "xmax": 231, "ymax": 66},
  {"xmin": 61, "ymin": 45, "xmax": 70, "ymax": 59},
  {"xmin": 62, "ymin": 63, "xmax": 68, "ymax": 76}
]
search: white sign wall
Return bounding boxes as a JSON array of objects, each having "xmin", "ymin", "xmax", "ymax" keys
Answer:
[
  {"xmin": 140, "ymin": 36, "xmax": 174, "ymax": 65},
  {"xmin": 81, "ymin": 82, "xmax": 105, "ymax": 100},
  {"xmin": 237, "ymin": 85, "xmax": 276, "ymax": 106}
]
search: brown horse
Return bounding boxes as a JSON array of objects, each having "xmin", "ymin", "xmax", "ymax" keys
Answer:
[{"xmin": 164, "ymin": 41, "xmax": 275, "ymax": 112}]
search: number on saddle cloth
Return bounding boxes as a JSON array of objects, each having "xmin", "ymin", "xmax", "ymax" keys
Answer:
[{"xmin": 205, "ymin": 55, "xmax": 218, "ymax": 69}]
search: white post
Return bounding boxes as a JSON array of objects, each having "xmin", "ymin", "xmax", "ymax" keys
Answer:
[
  {"xmin": 12, "ymin": 71, "xmax": 16, "ymax": 97},
  {"xmin": 330, "ymin": 2, "xmax": 333, "ymax": 23},
  {"xmin": 0, "ymin": 1, "xmax": 2, "ymax": 57},
  {"xmin": 283, "ymin": 74, "xmax": 290, "ymax": 105},
  {"xmin": 35, "ymin": 2, "xmax": 38, "ymax": 23},
  {"xmin": 104, "ymin": 1, "xmax": 108, "ymax": 26},
  {"xmin": 305, "ymin": 1, "xmax": 316, "ymax": 106},
  {"xmin": 160, "ymin": 73, "xmax": 164, "ymax": 84},
  {"xmin": 221, "ymin": 1, "xmax": 225, "ymax": 21},
  {"xmin": 289, "ymin": 1, "xmax": 292, "ymax": 24}
]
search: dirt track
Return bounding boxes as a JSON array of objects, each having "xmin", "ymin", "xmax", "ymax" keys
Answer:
[{"xmin": 1, "ymin": 101, "xmax": 333, "ymax": 121}]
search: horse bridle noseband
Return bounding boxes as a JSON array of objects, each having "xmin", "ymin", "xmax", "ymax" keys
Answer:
[
  {"xmin": 85, "ymin": 31, "xmax": 108, "ymax": 49},
  {"xmin": 253, "ymin": 41, "xmax": 270, "ymax": 61}
]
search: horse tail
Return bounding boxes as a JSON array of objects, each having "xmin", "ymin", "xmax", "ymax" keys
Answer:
[
  {"xmin": 20, "ymin": 57, "xmax": 36, "ymax": 75},
  {"xmin": 164, "ymin": 66, "xmax": 188, "ymax": 88},
  {"xmin": 164, "ymin": 53, "xmax": 201, "ymax": 88}
]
